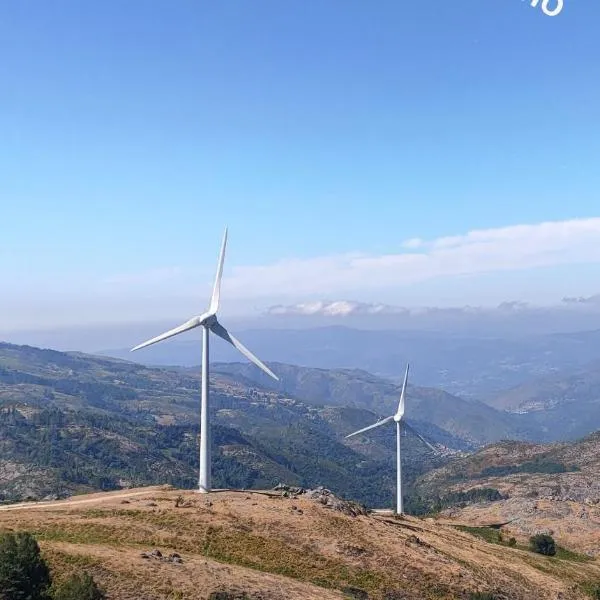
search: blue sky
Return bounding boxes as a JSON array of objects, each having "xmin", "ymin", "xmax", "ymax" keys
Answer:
[{"xmin": 2, "ymin": 0, "xmax": 600, "ymax": 329}]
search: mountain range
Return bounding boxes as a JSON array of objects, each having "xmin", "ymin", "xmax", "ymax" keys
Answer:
[
  {"xmin": 4, "ymin": 338, "xmax": 600, "ymax": 508},
  {"xmin": 100, "ymin": 325, "xmax": 600, "ymax": 399},
  {"xmin": 0, "ymin": 342, "xmax": 451, "ymax": 507}
]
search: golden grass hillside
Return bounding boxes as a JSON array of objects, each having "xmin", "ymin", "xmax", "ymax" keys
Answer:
[{"xmin": 1, "ymin": 486, "xmax": 600, "ymax": 600}]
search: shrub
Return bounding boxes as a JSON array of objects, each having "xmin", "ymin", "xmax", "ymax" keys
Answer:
[
  {"xmin": 530, "ymin": 533, "xmax": 556, "ymax": 556},
  {"xmin": 0, "ymin": 531, "xmax": 51, "ymax": 600},
  {"xmin": 587, "ymin": 584, "xmax": 600, "ymax": 599},
  {"xmin": 52, "ymin": 572, "xmax": 105, "ymax": 600},
  {"xmin": 508, "ymin": 537, "xmax": 517, "ymax": 547},
  {"xmin": 342, "ymin": 587, "xmax": 369, "ymax": 600}
]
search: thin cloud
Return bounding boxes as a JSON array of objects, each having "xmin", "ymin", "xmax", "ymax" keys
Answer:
[{"xmin": 223, "ymin": 217, "xmax": 600, "ymax": 298}]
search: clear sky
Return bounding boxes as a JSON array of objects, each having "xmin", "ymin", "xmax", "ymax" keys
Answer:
[{"xmin": 1, "ymin": 0, "xmax": 599, "ymax": 330}]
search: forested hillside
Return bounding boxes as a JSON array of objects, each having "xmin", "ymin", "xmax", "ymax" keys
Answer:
[{"xmin": 0, "ymin": 343, "xmax": 449, "ymax": 507}]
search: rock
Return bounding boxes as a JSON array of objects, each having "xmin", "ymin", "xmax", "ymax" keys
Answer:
[
  {"xmin": 151, "ymin": 549, "xmax": 162, "ymax": 557},
  {"xmin": 140, "ymin": 552, "xmax": 151, "ymax": 559},
  {"xmin": 305, "ymin": 488, "xmax": 369, "ymax": 517},
  {"xmin": 146, "ymin": 501, "xmax": 158, "ymax": 507},
  {"xmin": 121, "ymin": 499, "xmax": 130, "ymax": 504}
]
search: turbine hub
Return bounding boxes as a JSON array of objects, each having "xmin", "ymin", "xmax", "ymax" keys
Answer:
[
  {"xmin": 200, "ymin": 313, "xmax": 217, "ymax": 327},
  {"xmin": 393, "ymin": 414, "xmax": 402, "ymax": 423}
]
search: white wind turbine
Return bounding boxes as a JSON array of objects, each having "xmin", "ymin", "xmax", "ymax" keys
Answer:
[
  {"xmin": 130, "ymin": 228, "xmax": 279, "ymax": 493},
  {"xmin": 346, "ymin": 364, "xmax": 434, "ymax": 514}
]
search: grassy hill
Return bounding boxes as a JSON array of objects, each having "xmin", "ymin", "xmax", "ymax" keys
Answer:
[{"xmin": 1, "ymin": 486, "xmax": 599, "ymax": 600}]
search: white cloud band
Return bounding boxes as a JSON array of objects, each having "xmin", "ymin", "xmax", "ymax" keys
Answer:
[{"xmin": 223, "ymin": 217, "xmax": 600, "ymax": 298}]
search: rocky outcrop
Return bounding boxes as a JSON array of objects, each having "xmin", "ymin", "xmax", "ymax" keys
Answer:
[{"xmin": 273, "ymin": 484, "xmax": 369, "ymax": 517}]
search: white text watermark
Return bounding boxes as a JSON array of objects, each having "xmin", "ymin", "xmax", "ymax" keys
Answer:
[{"xmin": 530, "ymin": 0, "xmax": 564, "ymax": 17}]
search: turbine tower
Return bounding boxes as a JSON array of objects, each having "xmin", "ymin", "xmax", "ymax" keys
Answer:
[
  {"xmin": 130, "ymin": 228, "xmax": 278, "ymax": 493},
  {"xmin": 346, "ymin": 364, "xmax": 413, "ymax": 514}
]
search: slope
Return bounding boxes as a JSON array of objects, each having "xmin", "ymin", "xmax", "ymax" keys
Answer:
[
  {"xmin": 212, "ymin": 361, "xmax": 531, "ymax": 446},
  {"xmin": 0, "ymin": 342, "xmax": 443, "ymax": 507},
  {"xmin": 413, "ymin": 432, "xmax": 600, "ymax": 557},
  {"xmin": 1, "ymin": 486, "xmax": 598, "ymax": 600}
]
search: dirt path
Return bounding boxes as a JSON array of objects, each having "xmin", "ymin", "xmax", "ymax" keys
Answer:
[{"xmin": 0, "ymin": 486, "xmax": 165, "ymax": 512}]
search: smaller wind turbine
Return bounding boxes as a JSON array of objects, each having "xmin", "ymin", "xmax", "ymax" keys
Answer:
[
  {"xmin": 346, "ymin": 364, "xmax": 430, "ymax": 515},
  {"xmin": 130, "ymin": 228, "xmax": 279, "ymax": 493}
]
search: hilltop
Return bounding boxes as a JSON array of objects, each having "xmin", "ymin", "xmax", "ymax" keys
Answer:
[{"xmin": 1, "ymin": 485, "xmax": 599, "ymax": 600}]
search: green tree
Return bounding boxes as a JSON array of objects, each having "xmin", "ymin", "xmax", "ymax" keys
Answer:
[
  {"xmin": 52, "ymin": 572, "xmax": 105, "ymax": 600},
  {"xmin": 0, "ymin": 531, "xmax": 51, "ymax": 600},
  {"xmin": 529, "ymin": 533, "xmax": 556, "ymax": 556}
]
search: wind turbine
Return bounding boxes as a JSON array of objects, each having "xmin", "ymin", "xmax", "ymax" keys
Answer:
[
  {"xmin": 130, "ymin": 228, "xmax": 279, "ymax": 493},
  {"xmin": 346, "ymin": 364, "xmax": 432, "ymax": 514}
]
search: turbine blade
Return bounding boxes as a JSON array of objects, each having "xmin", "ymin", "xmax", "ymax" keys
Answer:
[
  {"xmin": 130, "ymin": 318, "xmax": 199, "ymax": 351},
  {"xmin": 210, "ymin": 321, "xmax": 279, "ymax": 380},
  {"xmin": 403, "ymin": 421, "xmax": 439, "ymax": 453},
  {"xmin": 208, "ymin": 228, "xmax": 228, "ymax": 315},
  {"xmin": 396, "ymin": 363, "xmax": 410, "ymax": 419},
  {"xmin": 345, "ymin": 415, "xmax": 394, "ymax": 438}
]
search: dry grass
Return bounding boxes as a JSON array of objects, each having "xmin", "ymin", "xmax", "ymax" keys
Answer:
[{"xmin": 1, "ymin": 487, "xmax": 599, "ymax": 600}]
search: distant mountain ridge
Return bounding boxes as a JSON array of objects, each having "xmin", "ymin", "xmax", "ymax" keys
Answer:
[
  {"xmin": 487, "ymin": 360, "xmax": 600, "ymax": 441},
  {"xmin": 99, "ymin": 325, "xmax": 600, "ymax": 398}
]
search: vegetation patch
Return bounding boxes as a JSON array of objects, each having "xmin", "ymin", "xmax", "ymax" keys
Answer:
[
  {"xmin": 405, "ymin": 488, "xmax": 504, "ymax": 516},
  {"xmin": 0, "ymin": 531, "xmax": 105, "ymax": 600}
]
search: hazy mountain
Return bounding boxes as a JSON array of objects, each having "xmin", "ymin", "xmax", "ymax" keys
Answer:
[
  {"xmin": 486, "ymin": 360, "xmax": 600, "ymax": 441},
  {"xmin": 100, "ymin": 325, "xmax": 600, "ymax": 398},
  {"xmin": 7, "ymin": 295, "xmax": 600, "ymax": 352}
]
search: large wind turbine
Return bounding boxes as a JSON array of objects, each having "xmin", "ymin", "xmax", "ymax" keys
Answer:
[
  {"xmin": 346, "ymin": 364, "xmax": 423, "ymax": 515},
  {"xmin": 130, "ymin": 228, "xmax": 279, "ymax": 493}
]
